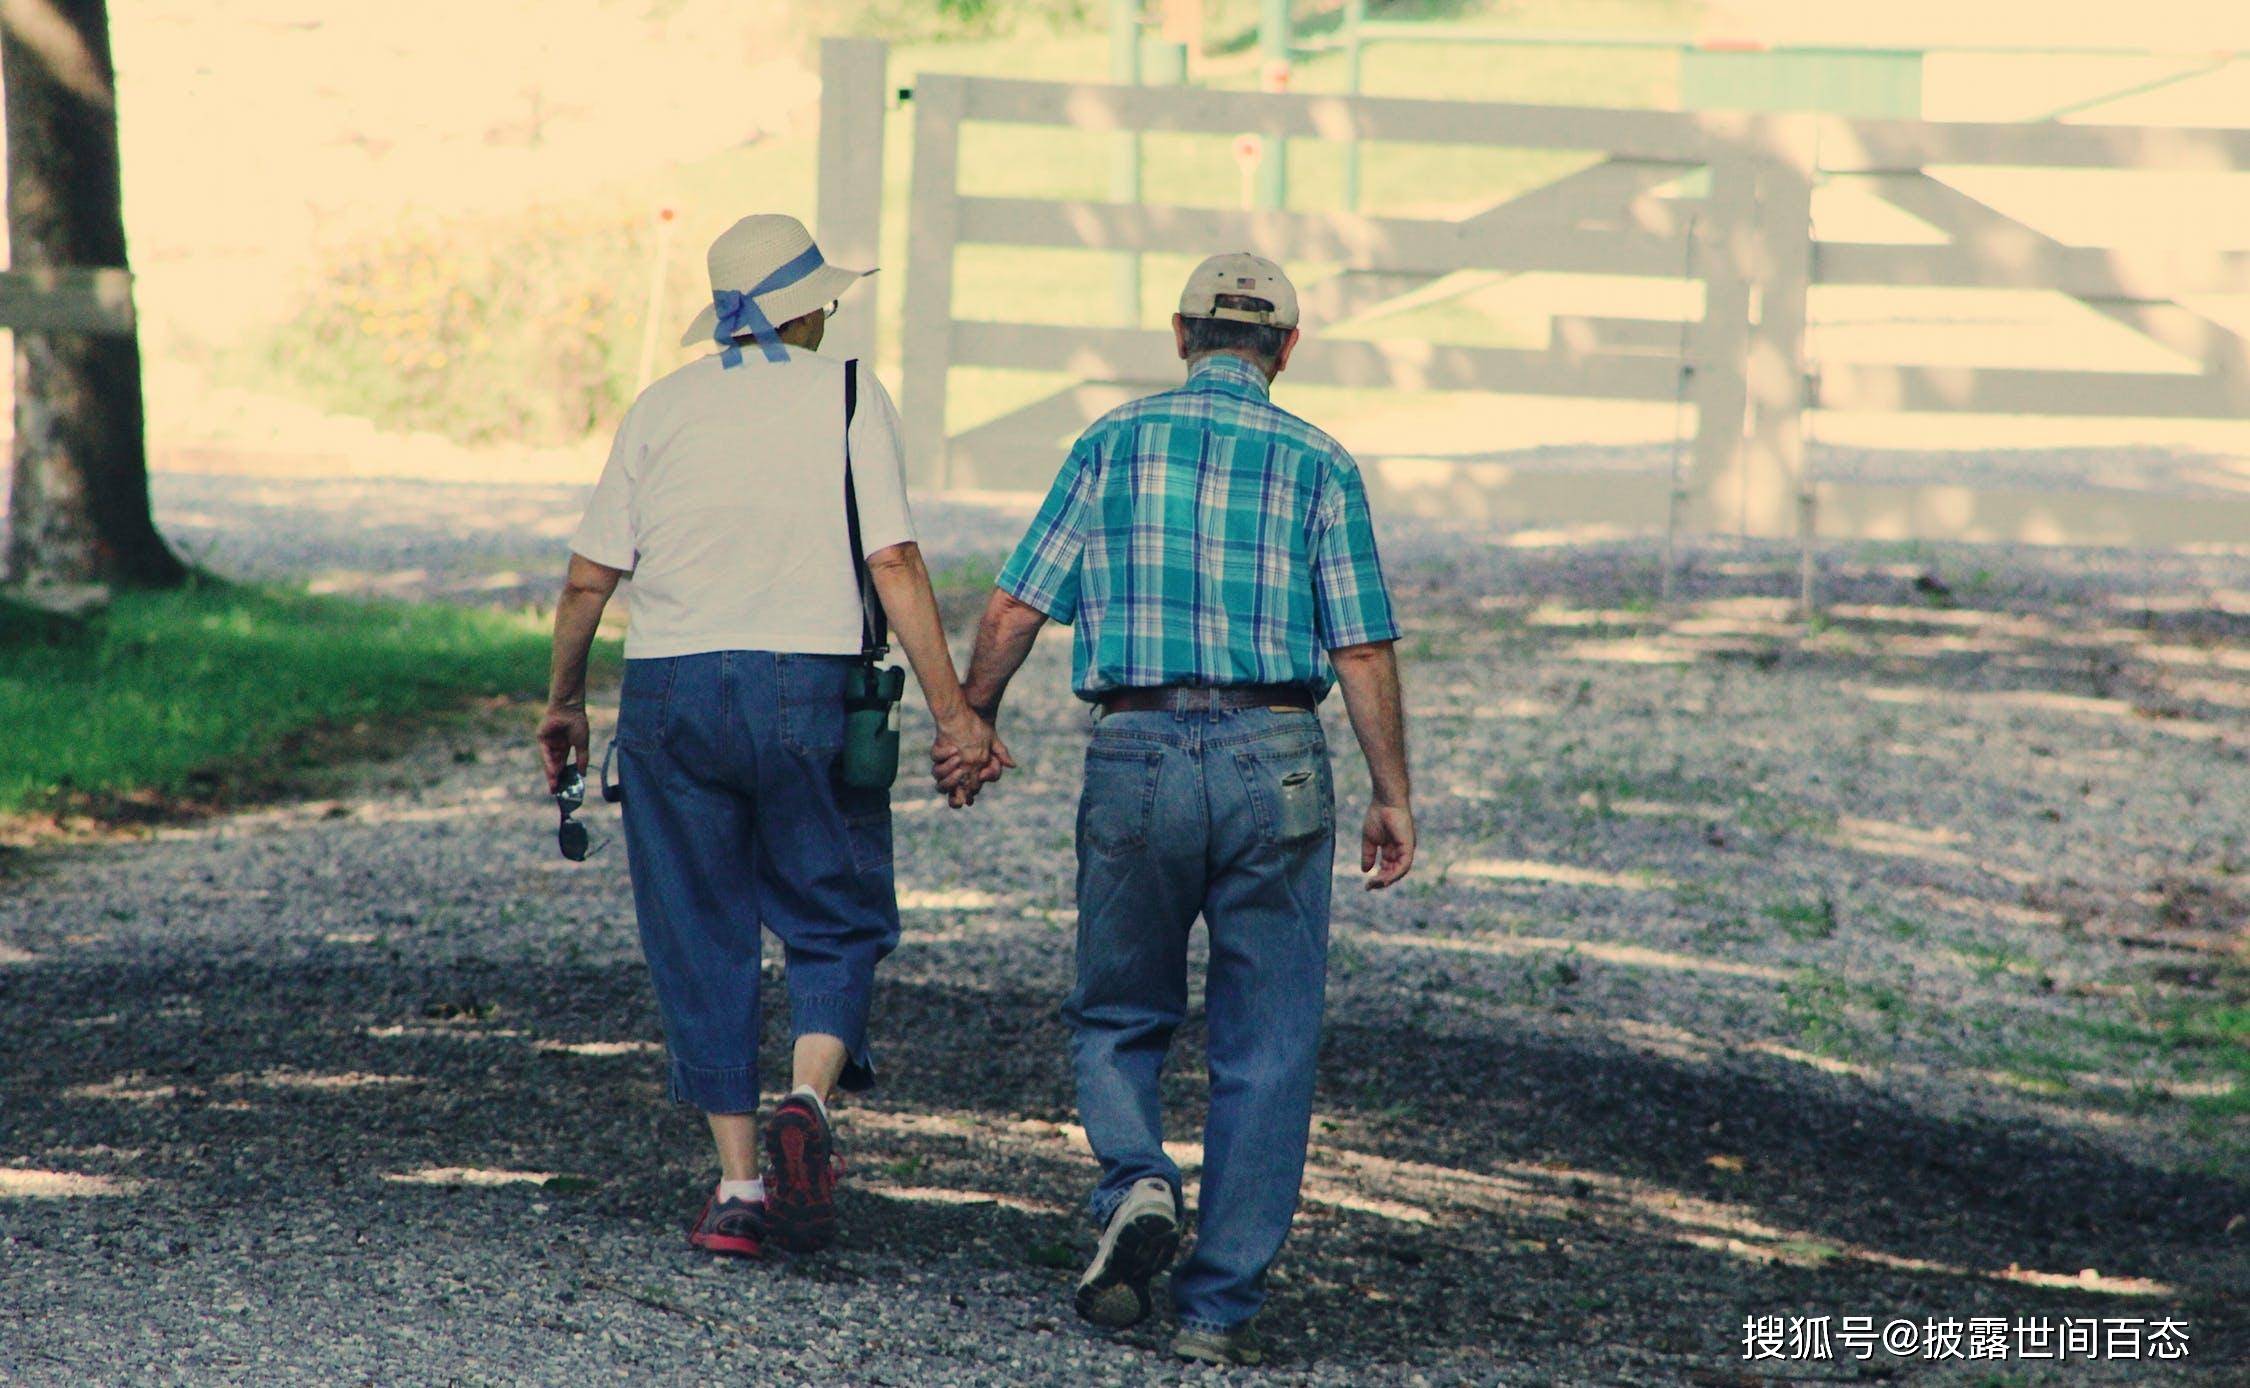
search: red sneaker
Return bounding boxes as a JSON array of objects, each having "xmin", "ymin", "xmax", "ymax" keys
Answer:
[
  {"xmin": 687, "ymin": 1193, "xmax": 769, "ymax": 1259},
  {"xmin": 764, "ymin": 1094, "xmax": 840, "ymax": 1253}
]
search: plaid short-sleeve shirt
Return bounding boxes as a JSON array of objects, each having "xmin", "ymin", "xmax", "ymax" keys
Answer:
[{"xmin": 996, "ymin": 353, "xmax": 1400, "ymax": 700}]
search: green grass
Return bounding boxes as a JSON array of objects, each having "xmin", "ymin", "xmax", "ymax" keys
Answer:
[
  {"xmin": 1760, "ymin": 893, "xmax": 1839, "ymax": 942},
  {"xmin": 0, "ymin": 584, "xmax": 605, "ymax": 818}
]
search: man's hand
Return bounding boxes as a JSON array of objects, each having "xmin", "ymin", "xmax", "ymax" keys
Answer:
[
  {"xmin": 932, "ymin": 726, "xmax": 1013, "ymax": 806},
  {"xmin": 537, "ymin": 703, "xmax": 591, "ymax": 791},
  {"xmin": 1331, "ymin": 640, "xmax": 1413, "ymax": 890},
  {"xmin": 1360, "ymin": 803, "xmax": 1416, "ymax": 890},
  {"xmin": 931, "ymin": 711, "xmax": 1013, "ymax": 808}
]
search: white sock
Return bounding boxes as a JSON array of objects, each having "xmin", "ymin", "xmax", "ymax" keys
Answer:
[
  {"xmin": 717, "ymin": 1177, "xmax": 765, "ymax": 1205},
  {"xmin": 789, "ymin": 1083, "xmax": 831, "ymax": 1125}
]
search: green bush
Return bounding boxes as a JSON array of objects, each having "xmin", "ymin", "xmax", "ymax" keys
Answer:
[
  {"xmin": 839, "ymin": 0, "xmax": 1094, "ymax": 42},
  {"xmin": 262, "ymin": 206, "xmax": 696, "ymax": 446}
]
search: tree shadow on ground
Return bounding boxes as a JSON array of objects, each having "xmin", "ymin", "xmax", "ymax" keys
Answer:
[{"xmin": 7, "ymin": 956, "xmax": 2243, "ymax": 1379}]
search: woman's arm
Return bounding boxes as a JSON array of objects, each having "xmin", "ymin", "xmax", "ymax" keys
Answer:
[
  {"xmin": 537, "ymin": 553, "xmax": 626, "ymax": 790},
  {"xmin": 865, "ymin": 541, "xmax": 1007, "ymax": 802}
]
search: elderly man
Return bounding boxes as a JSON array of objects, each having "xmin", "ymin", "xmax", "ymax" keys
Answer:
[
  {"xmin": 952, "ymin": 253, "xmax": 1415, "ymax": 1366},
  {"xmin": 539, "ymin": 214, "xmax": 998, "ymax": 1261}
]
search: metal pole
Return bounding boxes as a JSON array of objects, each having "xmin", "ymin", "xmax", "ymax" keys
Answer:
[
  {"xmin": 1342, "ymin": 0, "xmax": 1366, "ymax": 211},
  {"xmin": 1798, "ymin": 489, "xmax": 1817, "ymax": 620},
  {"xmin": 1111, "ymin": 0, "xmax": 1143, "ymax": 325},
  {"xmin": 900, "ymin": 76, "xmax": 964, "ymax": 489},
  {"xmin": 1661, "ymin": 214, "xmax": 1697, "ymax": 610},
  {"xmin": 1257, "ymin": 0, "xmax": 1289, "ymax": 209}
]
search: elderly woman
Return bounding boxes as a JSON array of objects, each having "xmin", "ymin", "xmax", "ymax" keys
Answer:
[{"xmin": 536, "ymin": 214, "xmax": 1001, "ymax": 1259}]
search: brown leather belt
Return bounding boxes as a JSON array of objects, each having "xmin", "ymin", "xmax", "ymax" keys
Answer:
[{"xmin": 1097, "ymin": 683, "xmax": 1315, "ymax": 715}]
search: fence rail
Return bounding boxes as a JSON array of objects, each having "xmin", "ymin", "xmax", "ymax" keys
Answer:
[
  {"xmin": 0, "ymin": 268, "xmax": 135, "ymax": 336},
  {"xmin": 822, "ymin": 39, "xmax": 2250, "ymax": 555}
]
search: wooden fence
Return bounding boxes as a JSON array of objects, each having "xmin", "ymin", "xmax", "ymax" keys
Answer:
[
  {"xmin": 1797, "ymin": 117, "xmax": 2250, "ymax": 547},
  {"xmin": 817, "ymin": 41, "xmax": 2250, "ymax": 550}
]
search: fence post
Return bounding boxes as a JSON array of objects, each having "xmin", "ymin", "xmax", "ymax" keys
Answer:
[
  {"xmin": 1342, "ymin": 0, "xmax": 1368, "ymax": 210},
  {"xmin": 1744, "ymin": 116, "xmax": 1816, "ymax": 545},
  {"xmin": 1110, "ymin": 0, "xmax": 1144, "ymax": 325},
  {"xmin": 818, "ymin": 38, "xmax": 889, "ymax": 366},
  {"xmin": 1681, "ymin": 146, "xmax": 1758, "ymax": 536},
  {"xmin": 900, "ymin": 74, "xmax": 966, "ymax": 490},
  {"xmin": 1256, "ymin": 0, "xmax": 1290, "ymax": 208}
]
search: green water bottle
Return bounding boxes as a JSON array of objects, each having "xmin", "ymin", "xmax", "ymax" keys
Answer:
[{"xmin": 841, "ymin": 661, "xmax": 905, "ymax": 790}]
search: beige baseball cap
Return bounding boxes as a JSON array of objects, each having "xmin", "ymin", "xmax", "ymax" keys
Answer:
[{"xmin": 1178, "ymin": 252, "xmax": 1299, "ymax": 329}]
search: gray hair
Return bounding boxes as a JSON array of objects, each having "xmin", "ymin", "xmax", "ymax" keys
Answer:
[{"xmin": 1181, "ymin": 294, "xmax": 1289, "ymax": 366}]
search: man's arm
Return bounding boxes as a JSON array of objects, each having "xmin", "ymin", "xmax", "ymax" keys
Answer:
[
  {"xmin": 961, "ymin": 587, "xmax": 1051, "ymax": 726},
  {"xmin": 929, "ymin": 587, "xmax": 1049, "ymax": 802},
  {"xmin": 865, "ymin": 541, "xmax": 1006, "ymax": 803},
  {"xmin": 1330, "ymin": 639, "xmax": 1414, "ymax": 889},
  {"xmin": 538, "ymin": 554, "xmax": 626, "ymax": 790}
]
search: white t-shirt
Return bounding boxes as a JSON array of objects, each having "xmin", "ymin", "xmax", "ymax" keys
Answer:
[{"xmin": 571, "ymin": 349, "xmax": 917, "ymax": 659}]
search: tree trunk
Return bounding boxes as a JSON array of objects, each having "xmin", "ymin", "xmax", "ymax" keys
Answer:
[{"xmin": 0, "ymin": 0, "xmax": 182, "ymax": 587}]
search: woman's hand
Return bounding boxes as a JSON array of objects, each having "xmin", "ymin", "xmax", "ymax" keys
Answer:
[
  {"xmin": 932, "ymin": 712, "xmax": 1012, "ymax": 807},
  {"xmin": 536, "ymin": 703, "xmax": 590, "ymax": 791}
]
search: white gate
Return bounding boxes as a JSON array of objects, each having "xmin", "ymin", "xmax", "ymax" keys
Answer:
[{"xmin": 824, "ymin": 42, "xmax": 2250, "ymax": 551}]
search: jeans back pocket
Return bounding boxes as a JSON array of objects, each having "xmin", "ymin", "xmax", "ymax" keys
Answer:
[
  {"xmin": 778, "ymin": 656, "xmax": 850, "ymax": 756},
  {"xmin": 1241, "ymin": 740, "xmax": 1333, "ymax": 849},
  {"xmin": 1079, "ymin": 743, "xmax": 1162, "ymax": 856},
  {"xmin": 615, "ymin": 658, "xmax": 678, "ymax": 750}
]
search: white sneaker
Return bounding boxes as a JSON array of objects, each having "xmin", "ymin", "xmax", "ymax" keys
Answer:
[{"xmin": 1074, "ymin": 1177, "xmax": 1181, "ymax": 1329}]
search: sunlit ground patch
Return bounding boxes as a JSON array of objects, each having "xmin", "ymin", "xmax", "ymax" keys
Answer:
[
  {"xmin": 1560, "ymin": 638, "xmax": 1696, "ymax": 665},
  {"xmin": 226, "ymin": 1068, "xmax": 421, "ymax": 1092},
  {"xmin": 1360, "ymin": 929, "xmax": 1789, "ymax": 983},
  {"xmin": 382, "ymin": 1167, "xmax": 556, "ymax": 1187},
  {"xmin": 1742, "ymin": 1040, "xmax": 1880, "ymax": 1080},
  {"xmin": 365, "ymin": 1024, "xmax": 524, "ymax": 1041},
  {"xmin": 904, "ymin": 915, "xmax": 1055, "ymax": 945},
  {"xmin": 867, "ymin": 1186, "xmax": 1070, "ymax": 1217},
  {"xmin": 532, "ymin": 1039, "xmax": 660, "ymax": 1057},
  {"xmin": 1575, "ymin": 792, "xmax": 1727, "ymax": 820},
  {"xmin": 1450, "ymin": 858, "xmax": 1676, "ymax": 891},
  {"xmin": 896, "ymin": 888, "xmax": 1004, "ymax": 911},
  {"xmin": 64, "ymin": 1072, "xmax": 194, "ymax": 1103},
  {"xmin": 0, "ymin": 1167, "xmax": 144, "ymax": 1198}
]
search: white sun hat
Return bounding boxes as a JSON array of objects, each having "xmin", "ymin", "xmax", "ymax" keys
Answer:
[{"xmin": 678, "ymin": 213, "xmax": 874, "ymax": 357}]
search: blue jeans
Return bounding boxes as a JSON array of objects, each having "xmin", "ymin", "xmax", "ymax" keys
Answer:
[
  {"xmin": 1063, "ymin": 704, "xmax": 1335, "ymax": 1334},
  {"xmin": 615, "ymin": 652, "xmax": 899, "ymax": 1113}
]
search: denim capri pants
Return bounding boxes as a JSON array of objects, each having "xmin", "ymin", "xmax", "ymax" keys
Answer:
[{"xmin": 614, "ymin": 650, "xmax": 900, "ymax": 1112}]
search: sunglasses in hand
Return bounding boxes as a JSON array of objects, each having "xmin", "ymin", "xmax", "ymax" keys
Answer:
[{"xmin": 554, "ymin": 766, "xmax": 608, "ymax": 861}]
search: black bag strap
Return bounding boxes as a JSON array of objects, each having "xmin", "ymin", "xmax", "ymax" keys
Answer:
[{"xmin": 842, "ymin": 358, "xmax": 889, "ymax": 659}]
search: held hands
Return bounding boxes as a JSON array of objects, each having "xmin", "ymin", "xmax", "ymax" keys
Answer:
[
  {"xmin": 536, "ymin": 704, "xmax": 591, "ymax": 792},
  {"xmin": 1361, "ymin": 802, "xmax": 1417, "ymax": 890},
  {"xmin": 931, "ymin": 708, "xmax": 1013, "ymax": 809}
]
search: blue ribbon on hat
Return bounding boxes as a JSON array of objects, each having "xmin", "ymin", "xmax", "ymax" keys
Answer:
[{"xmin": 712, "ymin": 242, "xmax": 826, "ymax": 368}]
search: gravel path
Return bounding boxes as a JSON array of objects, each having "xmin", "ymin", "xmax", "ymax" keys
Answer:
[{"xmin": 3, "ymin": 475, "xmax": 2247, "ymax": 1384}]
